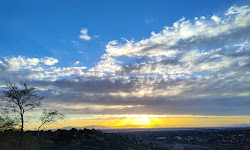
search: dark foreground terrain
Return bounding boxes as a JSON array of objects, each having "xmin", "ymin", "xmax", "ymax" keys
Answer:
[{"xmin": 0, "ymin": 127, "xmax": 249, "ymax": 150}]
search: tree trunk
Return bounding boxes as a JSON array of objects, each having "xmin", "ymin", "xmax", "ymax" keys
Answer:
[
  {"xmin": 20, "ymin": 112, "xmax": 24, "ymax": 150},
  {"xmin": 36, "ymin": 121, "xmax": 46, "ymax": 139}
]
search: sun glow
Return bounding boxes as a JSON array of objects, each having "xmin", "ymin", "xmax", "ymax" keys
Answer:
[
  {"xmin": 127, "ymin": 115, "xmax": 151, "ymax": 125},
  {"xmin": 114, "ymin": 114, "xmax": 162, "ymax": 128},
  {"xmin": 25, "ymin": 114, "xmax": 250, "ymax": 130}
]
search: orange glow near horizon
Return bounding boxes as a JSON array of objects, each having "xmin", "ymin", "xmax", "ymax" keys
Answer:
[
  {"xmin": 115, "ymin": 115, "xmax": 152, "ymax": 127},
  {"xmin": 25, "ymin": 114, "xmax": 250, "ymax": 130}
]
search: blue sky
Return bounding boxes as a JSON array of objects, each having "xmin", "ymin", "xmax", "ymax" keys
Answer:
[
  {"xmin": 1, "ymin": 0, "xmax": 247, "ymax": 68},
  {"xmin": 0, "ymin": 0, "xmax": 250, "ymax": 127}
]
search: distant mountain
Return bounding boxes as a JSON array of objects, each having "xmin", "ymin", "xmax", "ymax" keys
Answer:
[
  {"xmin": 60, "ymin": 125, "xmax": 108, "ymax": 130},
  {"xmin": 84, "ymin": 125, "xmax": 108, "ymax": 129}
]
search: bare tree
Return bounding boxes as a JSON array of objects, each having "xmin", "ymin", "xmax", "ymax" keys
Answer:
[
  {"xmin": 1, "ymin": 82, "xmax": 44, "ymax": 149},
  {"xmin": 37, "ymin": 109, "xmax": 65, "ymax": 137}
]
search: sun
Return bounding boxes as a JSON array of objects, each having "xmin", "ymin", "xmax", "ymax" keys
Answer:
[
  {"xmin": 129, "ymin": 115, "xmax": 151, "ymax": 125},
  {"xmin": 114, "ymin": 114, "xmax": 155, "ymax": 128}
]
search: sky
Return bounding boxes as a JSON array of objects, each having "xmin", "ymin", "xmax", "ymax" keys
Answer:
[{"xmin": 0, "ymin": 0, "xmax": 250, "ymax": 129}]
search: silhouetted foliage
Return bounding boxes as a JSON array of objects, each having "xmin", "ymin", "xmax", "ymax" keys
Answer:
[
  {"xmin": 1, "ymin": 82, "xmax": 44, "ymax": 149},
  {"xmin": 37, "ymin": 109, "xmax": 65, "ymax": 137},
  {"xmin": 0, "ymin": 82, "xmax": 65, "ymax": 150},
  {"xmin": 0, "ymin": 114, "xmax": 16, "ymax": 132}
]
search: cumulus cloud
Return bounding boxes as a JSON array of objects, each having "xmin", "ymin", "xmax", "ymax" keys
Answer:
[
  {"xmin": 79, "ymin": 28, "xmax": 91, "ymax": 40},
  {"xmin": 41, "ymin": 57, "xmax": 58, "ymax": 65},
  {"xmin": 0, "ymin": 56, "xmax": 86, "ymax": 81},
  {"xmin": 211, "ymin": 15, "xmax": 221, "ymax": 23},
  {"xmin": 91, "ymin": 5, "xmax": 250, "ymax": 79},
  {"xmin": 73, "ymin": 5, "xmax": 249, "ymax": 115},
  {"xmin": 1, "ymin": 56, "xmax": 40, "ymax": 71},
  {"xmin": 75, "ymin": 61, "xmax": 80, "ymax": 65}
]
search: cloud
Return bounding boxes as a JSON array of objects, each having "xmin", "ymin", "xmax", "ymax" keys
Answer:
[
  {"xmin": 1, "ymin": 56, "xmax": 40, "ymax": 71},
  {"xmin": 93, "ymin": 35, "xmax": 100, "ymax": 38},
  {"xmin": 211, "ymin": 15, "xmax": 221, "ymax": 23},
  {"xmin": 79, "ymin": 28, "xmax": 91, "ymax": 40},
  {"xmin": 225, "ymin": 5, "xmax": 249, "ymax": 15},
  {"xmin": 0, "ymin": 56, "xmax": 86, "ymax": 81},
  {"xmin": 73, "ymin": 5, "xmax": 249, "ymax": 115},
  {"xmin": 89, "ymin": 5, "xmax": 250, "ymax": 81},
  {"xmin": 75, "ymin": 61, "xmax": 80, "ymax": 65},
  {"xmin": 41, "ymin": 57, "xmax": 58, "ymax": 65}
]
